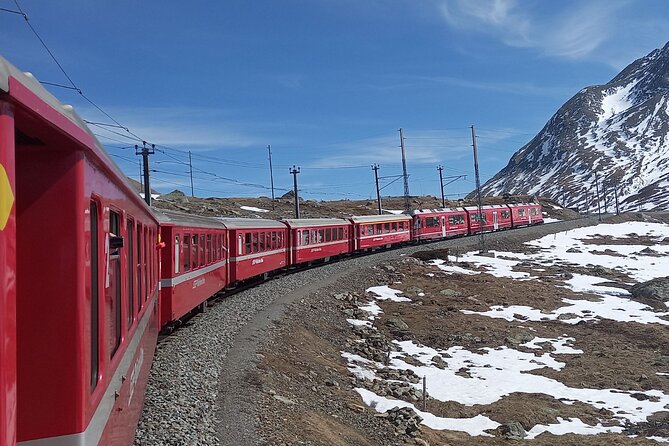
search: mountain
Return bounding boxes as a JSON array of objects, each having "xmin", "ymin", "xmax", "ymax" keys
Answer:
[{"xmin": 476, "ymin": 42, "xmax": 669, "ymax": 212}]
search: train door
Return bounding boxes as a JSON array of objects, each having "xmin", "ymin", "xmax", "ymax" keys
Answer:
[
  {"xmin": 493, "ymin": 212, "xmax": 499, "ymax": 231},
  {"xmin": 441, "ymin": 217, "xmax": 446, "ymax": 237}
]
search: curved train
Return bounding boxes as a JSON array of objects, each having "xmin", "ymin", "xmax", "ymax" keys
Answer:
[{"xmin": 0, "ymin": 55, "xmax": 542, "ymax": 446}]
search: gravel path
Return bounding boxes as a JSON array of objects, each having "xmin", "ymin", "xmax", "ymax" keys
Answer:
[{"xmin": 134, "ymin": 218, "xmax": 599, "ymax": 445}]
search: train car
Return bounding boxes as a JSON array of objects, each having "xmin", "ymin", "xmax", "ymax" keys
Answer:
[
  {"xmin": 2, "ymin": 56, "xmax": 159, "ymax": 445},
  {"xmin": 464, "ymin": 205, "xmax": 513, "ymax": 234},
  {"xmin": 218, "ymin": 218, "xmax": 289, "ymax": 283},
  {"xmin": 156, "ymin": 210, "xmax": 228, "ymax": 328},
  {"xmin": 0, "ymin": 60, "xmax": 17, "ymax": 446},
  {"xmin": 509, "ymin": 203, "xmax": 543, "ymax": 227},
  {"xmin": 283, "ymin": 218, "xmax": 352, "ymax": 265},
  {"xmin": 349, "ymin": 214, "xmax": 412, "ymax": 250},
  {"xmin": 408, "ymin": 208, "xmax": 469, "ymax": 241}
]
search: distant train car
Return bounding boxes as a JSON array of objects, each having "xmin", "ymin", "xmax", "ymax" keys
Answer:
[
  {"xmin": 349, "ymin": 214, "xmax": 412, "ymax": 250},
  {"xmin": 465, "ymin": 205, "xmax": 512, "ymax": 233},
  {"xmin": 509, "ymin": 203, "xmax": 543, "ymax": 227},
  {"xmin": 157, "ymin": 210, "xmax": 228, "ymax": 327},
  {"xmin": 2, "ymin": 56, "xmax": 159, "ymax": 445},
  {"xmin": 283, "ymin": 218, "xmax": 352, "ymax": 265},
  {"xmin": 408, "ymin": 208, "xmax": 469, "ymax": 241},
  {"xmin": 219, "ymin": 218, "xmax": 289, "ymax": 283}
]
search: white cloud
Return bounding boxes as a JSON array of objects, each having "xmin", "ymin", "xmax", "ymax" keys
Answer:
[{"xmin": 435, "ymin": 0, "xmax": 629, "ymax": 61}]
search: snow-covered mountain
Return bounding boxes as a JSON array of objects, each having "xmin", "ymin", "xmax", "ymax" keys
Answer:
[{"xmin": 477, "ymin": 42, "xmax": 669, "ymax": 212}]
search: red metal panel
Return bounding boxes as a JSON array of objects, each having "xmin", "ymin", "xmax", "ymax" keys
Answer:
[
  {"xmin": 0, "ymin": 100, "xmax": 17, "ymax": 446},
  {"xmin": 227, "ymin": 227, "xmax": 289, "ymax": 283}
]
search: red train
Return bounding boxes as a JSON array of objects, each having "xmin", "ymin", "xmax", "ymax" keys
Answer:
[{"xmin": 0, "ymin": 54, "xmax": 543, "ymax": 446}]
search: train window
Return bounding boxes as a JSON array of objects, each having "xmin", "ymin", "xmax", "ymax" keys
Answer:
[
  {"xmin": 127, "ymin": 220, "xmax": 135, "ymax": 326},
  {"xmin": 259, "ymin": 232, "xmax": 265, "ymax": 251},
  {"xmin": 89, "ymin": 201, "xmax": 100, "ymax": 390},
  {"xmin": 325, "ymin": 228, "xmax": 331, "ymax": 242},
  {"xmin": 244, "ymin": 233, "xmax": 251, "ymax": 254},
  {"xmin": 391, "ymin": 223, "xmax": 397, "ymax": 232},
  {"xmin": 384, "ymin": 223, "xmax": 390, "ymax": 233},
  {"xmin": 338, "ymin": 228, "xmax": 344, "ymax": 240},
  {"xmin": 317, "ymin": 229, "xmax": 324, "ymax": 243},
  {"xmin": 252, "ymin": 233, "xmax": 259, "ymax": 253},
  {"xmin": 426, "ymin": 217, "xmax": 440, "ymax": 228},
  {"xmin": 270, "ymin": 232, "xmax": 276, "ymax": 249},
  {"xmin": 175, "ymin": 235, "xmax": 181, "ymax": 273},
  {"xmin": 183, "ymin": 234, "xmax": 190, "ymax": 271},
  {"xmin": 200, "ymin": 235, "xmax": 205, "ymax": 266},
  {"xmin": 374, "ymin": 224, "xmax": 380, "ymax": 235},
  {"xmin": 192, "ymin": 235, "xmax": 198, "ymax": 269},
  {"xmin": 532, "ymin": 208, "xmax": 539, "ymax": 215},
  {"xmin": 518, "ymin": 209, "xmax": 526, "ymax": 217},
  {"xmin": 109, "ymin": 211, "xmax": 122, "ymax": 358},
  {"xmin": 501, "ymin": 210, "xmax": 510, "ymax": 219},
  {"xmin": 137, "ymin": 224, "xmax": 143, "ymax": 312},
  {"xmin": 219, "ymin": 234, "xmax": 223, "ymax": 260},
  {"xmin": 207, "ymin": 234, "xmax": 212, "ymax": 264},
  {"xmin": 144, "ymin": 227, "xmax": 149, "ymax": 301}
]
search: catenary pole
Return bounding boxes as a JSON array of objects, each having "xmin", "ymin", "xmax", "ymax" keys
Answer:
[
  {"xmin": 290, "ymin": 166, "xmax": 300, "ymax": 218},
  {"xmin": 135, "ymin": 141, "xmax": 155, "ymax": 206},
  {"xmin": 471, "ymin": 126, "xmax": 485, "ymax": 252},
  {"xmin": 188, "ymin": 150, "xmax": 194, "ymax": 197},
  {"xmin": 268, "ymin": 145, "xmax": 275, "ymax": 210},
  {"xmin": 372, "ymin": 164, "xmax": 382, "ymax": 215},
  {"xmin": 437, "ymin": 165, "xmax": 445, "ymax": 207},
  {"xmin": 399, "ymin": 128, "xmax": 410, "ymax": 211}
]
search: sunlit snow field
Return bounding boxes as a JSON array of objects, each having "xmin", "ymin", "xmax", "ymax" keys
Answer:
[{"xmin": 343, "ymin": 221, "xmax": 669, "ymax": 441}]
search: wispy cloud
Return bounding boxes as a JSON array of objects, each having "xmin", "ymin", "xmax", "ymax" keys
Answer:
[{"xmin": 435, "ymin": 0, "xmax": 630, "ymax": 61}]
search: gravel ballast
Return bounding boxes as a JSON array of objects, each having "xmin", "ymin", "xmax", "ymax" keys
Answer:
[{"xmin": 134, "ymin": 217, "xmax": 601, "ymax": 445}]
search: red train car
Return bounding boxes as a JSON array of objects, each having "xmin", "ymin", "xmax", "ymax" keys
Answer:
[
  {"xmin": 409, "ymin": 208, "xmax": 469, "ymax": 241},
  {"xmin": 219, "ymin": 218, "xmax": 289, "ymax": 283},
  {"xmin": 509, "ymin": 203, "xmax": 543, "ymax": 227},
  {"xmin": 0, "ymin": 61, "xmax": 17, "ymax": 446},
  {"xmin": 3, "ymin": 56, "xmax": 159, "ymax": 445},
  {"xmin": 283, "ymin": 218, "xmax": 351, "ymax": 264},
  {"xmin": 157, "ymin": 210, "xmax": 228, "ymax": 327},
  {"xmin": 349, "ymin": 214, "xmax": 412, "ymax": 250},
  {"xmin": 465, "ymin": 205, "xmax": 512, "ymax": 233}
]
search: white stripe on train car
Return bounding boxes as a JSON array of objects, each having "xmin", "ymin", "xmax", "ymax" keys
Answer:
[
  {"xmin": 290, "ymin": 240, "xmax": 348, "ymax": 252},
  {"xmin": 359, "ymin": 230, "xmax": 410, "ymax": 240},
  {"xmin": 229, "ymin": 248, "xmax": 287, "ymax": 262},
  {"xmin": 18, "ymin": 290, "xmax": 158, "ymax": 446},
  {"xmin": 160, "ymin": 259, "xmax": 228, "ymax": 288}
]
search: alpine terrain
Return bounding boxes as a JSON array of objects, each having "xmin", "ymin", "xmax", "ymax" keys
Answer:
[{"xmin": 477, "ymin": 41, "xmax": 669, "ymax": 212}]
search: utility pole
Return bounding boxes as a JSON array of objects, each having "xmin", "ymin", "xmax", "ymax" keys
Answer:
[
  {"xmin": 188, "ymin": 150, "xmax": 194, "ymax": 197},
  {"xmin": 268, "ymin": 145, "xmax": 276, "ymax": 210},
  {"xmin": 290, "ymin": 166, "xmax": 300, "ymax": 219},
  {"xmin": 614, "ymin": 186, "xmax": 620, "ymax": 215},
  {"xmin": 138, "ymin": 160, "xmax": 143, "ymax": 191},
  {"xmin": 135, "ymin": 141, "xmax": 155, "ymax": 206},
  {"xmin": 471, "ymin": 126, "xmax": 485, "ymax": 252},
  {"xmin": 399, "ymin": 128, "xmax": 410, "ymax": 211},
  {"xmin": 372, "ymin": 164, "xmax": 382, "ymax": 215},
  {"xmin": 437, "ymin": 165, "xmax": 445, "ymax": 207},
  {"xmin": 594, "ymin": 171, "xmax": 602, "ymax": 222}
]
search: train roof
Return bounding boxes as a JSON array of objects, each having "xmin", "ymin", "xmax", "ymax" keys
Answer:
[
  {"xmin": 282, "ymin": 218, "xmax": 350, "ymax": 228},
  {"xmin": 409, "ymin": 207, "xmax": 466, "ymax": 215},
  {"xmin": 215, "ymin": 217, "xmax": 287, "ymax": 229},
  {"xmin": 0, "ymin": 55, "xmax": 155, "ymax": 218},
  {"xmin": 463, "ymin": 205, "xmax": 509, "ymax": 211},
  {"xmin": 154, "ymin": 209, "xmax": 227, "ymax": 229},
  {"xmin": 349, "ymin": 214, "xmax": 412, "ymax": 223}
]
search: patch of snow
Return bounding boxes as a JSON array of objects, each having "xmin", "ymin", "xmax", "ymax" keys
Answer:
[
  {"xmin": 355, "ymin": 388, "xmax": 500, "ymax": 436},
  {"xmin": 521, "ymin": 336, "xmax": 583, "ymax": 354},
  {"xmin": 240, "ymin": 205, "xmax": 269, "ymax": 213},
  {"xmin": 366, "ymin": 285, "xmax": 412, "ymax": 302},
  {"xmin": 544, "ymin": 217, "xmax": 562, "ymax": 223},
  {"xmin": 526, "ymin": 417, "xmax": 624, "ymax": 439}
]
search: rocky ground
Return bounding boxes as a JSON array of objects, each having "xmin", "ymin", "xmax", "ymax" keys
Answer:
[{"xmin": 253, "ymin": 214, "xmax": 669, "ymax": 446}]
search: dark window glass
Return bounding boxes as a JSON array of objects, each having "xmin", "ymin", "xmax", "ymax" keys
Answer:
[
  {"xmin": 338, "ymin": 228, "xmax": 344, "ymax": 240},
  {"xmin": 259, "ymin": 232, "xmax": 265, "ymax": 251},
  {"xmin": 90, "ymin": 202, "xmax": 99, "ymax": 390},
  {"xmin": 384, "ymin": 223, "xmax": 390, "ymax": 232},
  {"xmin": 192, "ymin": 235, "xmax": 198, "ymax": 268},
  {"xmin": 183, "ymin": 233, "xmax": 190, "ymax": 271},
  {"xmin": 127, "ymin": 220, "xmax": 134, "ymax": 326},
  {"xmin": 207, "ymin": 234, "xmax": 212, "ymax": 264},
  {"xmin": 109, "ymin": 211, "xmax": 122, "ymax": 357},
  {"xmin": 200, "ymin": 235, "xmax": 205, "ymax": 265},
  {"xmin": 252, "ymin": 233, "xmax": 259, "ymax": 253},
  {"xmin": 245, "ymin": 233, "xmax": 252, "ymax": 254}
]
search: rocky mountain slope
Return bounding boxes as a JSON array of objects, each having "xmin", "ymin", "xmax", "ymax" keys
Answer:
[{"xmin": 477, "ymin": 41, "xmax": 669, "ymax": 212}]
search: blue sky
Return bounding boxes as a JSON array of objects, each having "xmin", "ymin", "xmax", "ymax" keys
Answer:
[{"xmin": 2, "ymin": 0, "xmax": 668, "ymax": 200}]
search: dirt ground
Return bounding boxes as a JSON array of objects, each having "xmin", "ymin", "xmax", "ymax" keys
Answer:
[{"xmin": 253, "ymin": 215, "xmax": 669, "ymax": 446}]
